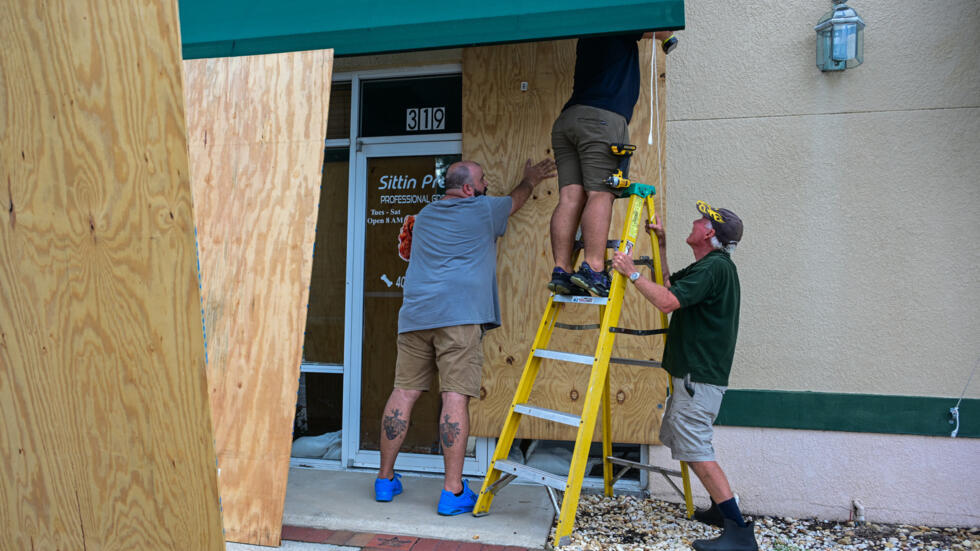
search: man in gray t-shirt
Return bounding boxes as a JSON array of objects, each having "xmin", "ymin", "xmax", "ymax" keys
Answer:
[
  {"xmin": 397, "ymin": 192, "xmax": 510, "ymax": 333},
  {"xmin": 375, "ymin": 158, "xmax": 556, "ymax": 516}
]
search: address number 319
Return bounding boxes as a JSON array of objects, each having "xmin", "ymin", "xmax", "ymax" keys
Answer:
[{"xmin": 406, "ymin": 107, "xmax": 446, "ymax": 131}]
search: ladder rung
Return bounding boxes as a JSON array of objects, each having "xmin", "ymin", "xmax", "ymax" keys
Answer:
[
  {"xmin": 493, "ymin": 460, "xmax": 567, "ymax": 491},
  {"xmin": 533, "ymin": 349, "xmax": 594, "ymax": 365},
  {"xmin": 552, "ymin": 295, "xmax": 609, "ymax": 306},
  {"xmin": 514, "ymin": 404, "xmax": 581, "ymax": 427},
  {"xmin": 609, "ymin": 357, "xmax": 662, "ymax": 368}
]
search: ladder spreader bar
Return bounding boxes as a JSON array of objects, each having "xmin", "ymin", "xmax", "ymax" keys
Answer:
[
  {"xmin": 514, "ymin": 403, "xmax": 581, "ymax": 426},
  {"xmin": 609, "ymin": 327, "xmax": 668, "ymax": 336},
  {"xmin": 532, "ymin": 349, "xmax": 594, "ymax": 365},
  {"xmin": 609, "ymin": 357, "xmax": 662, "ymax": 368},
  {"xmin": 493, "ymin": 460, "xmax": 568, "ymax": 491},
  {"xmin": 608, "ymin": 456, "xmax": 682, "ymax": 477},
  {"xmin": 555, "ymin": 322, "xmax": 601, "ymax": 331}
]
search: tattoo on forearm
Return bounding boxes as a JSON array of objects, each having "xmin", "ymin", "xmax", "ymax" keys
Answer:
[
  {"xmin": 439, "ymin": 414, "xmax": 461, "ymax": 449},
  {"xmin": 383, "ymin": 409, "xmax": 408, "ymax": 441}
]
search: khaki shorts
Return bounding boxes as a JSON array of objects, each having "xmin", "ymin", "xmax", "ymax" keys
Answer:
[
  {"xmin": 659, "ymin": 376, "xmax": 727, "ymax": 462},
  {"xmin": 394, "ymin": 324, "xmax": 484, "ymax": 397},
  {"xmin": 551, "ymin": 104, "xmax": 630, "ymax": 193}
]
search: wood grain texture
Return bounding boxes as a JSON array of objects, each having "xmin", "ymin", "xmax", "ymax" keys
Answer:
[
  {"xmin": 0, "ymin": 1, "xmax": 224, "ymax": 549},
  {"xmin": 463, "ymin": 40, "xmax": 670, "ymax": 443},
  {"xmin": 183, "ymin": 50, "xmax": 333, "ymax": 546}
]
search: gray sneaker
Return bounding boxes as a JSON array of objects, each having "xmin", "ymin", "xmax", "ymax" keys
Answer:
[{"xmin": 569, "ymin": 262, "xmax": 610, "ymax": 297}]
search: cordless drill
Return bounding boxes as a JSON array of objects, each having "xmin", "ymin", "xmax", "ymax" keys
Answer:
[{"xmin": 605, "ymin": 143, "xmax": 636, "ymax": 189}]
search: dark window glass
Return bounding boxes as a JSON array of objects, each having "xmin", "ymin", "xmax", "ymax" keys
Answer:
[
  {"xmin": 292, "ymin": 373, "xmax": 343, "ymax": 460},
  {"xmin": 360, "ymin": 75, "xmax": 462, "ymax": 137},
  {"xmin": 302, "ymin": 148, "xmax": 349, "ymax": 364},
  {"xmin": 326, "ymin": 82, "xmax": 352, "ymax": 140}
]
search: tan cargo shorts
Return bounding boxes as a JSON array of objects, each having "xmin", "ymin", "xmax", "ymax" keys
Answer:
[
  {"xmin": 551, "ymin": 104, "xmax": 630, "ymax": 193},
  {"xmin": 394, "ymin": 324, "xmax": 484, "ymax": 397},
  {"xmin": 659, "ymin": 376, "xmax": 727, "ymax": 462}
]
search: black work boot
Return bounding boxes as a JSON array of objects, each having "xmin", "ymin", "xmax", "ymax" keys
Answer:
[
  {"xmin": 693, "ymin": 501, "xmax": 725, "ymax": 528},
  {"xmin": 692, "ymin": 518, "xmax": 759, "ymax": 551}
]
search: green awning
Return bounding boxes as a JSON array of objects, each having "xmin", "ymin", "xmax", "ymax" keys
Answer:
[{"xmin": 180, "ymin": 0, "xmax": 685, "ymax": 59}]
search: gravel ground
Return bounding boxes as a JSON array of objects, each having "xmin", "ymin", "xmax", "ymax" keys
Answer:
[{"xmin": 551, "ymin": 494, "xmax": 979, "ymax": 550}]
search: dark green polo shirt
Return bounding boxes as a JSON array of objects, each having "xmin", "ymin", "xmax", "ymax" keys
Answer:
[{"xmin": 662, "ymin": 250, "xmax": 740, "ymax": 386}]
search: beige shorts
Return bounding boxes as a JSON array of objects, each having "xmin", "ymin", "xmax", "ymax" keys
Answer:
[
  {"xmin": 659, "ymin": 376, "xmax": 727, "ymax": 462},
  {"xmin": 394, "ymin": 324, "xmax": 484, "ymax": 397},
  {"xmin": 551, "ymin": 104, "xmax": 630, "ymax": 193}
]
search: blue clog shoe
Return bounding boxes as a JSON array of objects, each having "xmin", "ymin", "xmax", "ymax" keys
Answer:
[
  {"xmin": 437, "ymin": 480, "xmax": 477, "ymax": 516},
  {"xmin": 375, "ymin": 473, "xmax": 403, "ymax": 502}
]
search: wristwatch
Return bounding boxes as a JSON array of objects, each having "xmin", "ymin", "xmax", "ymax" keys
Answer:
[{"xmin": 628, "ymin": 271, "xmax": 641, "ymax": 283}]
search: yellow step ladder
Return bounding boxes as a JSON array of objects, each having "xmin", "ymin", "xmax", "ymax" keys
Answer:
[{"xmin": 472, "ymin": 178, "xmax": 694, "ymax": 548}]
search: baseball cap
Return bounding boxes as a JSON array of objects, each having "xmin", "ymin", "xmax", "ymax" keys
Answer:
[{"xmin": 696, "ymin": 200, "xmax": 743, "ymax": 246}]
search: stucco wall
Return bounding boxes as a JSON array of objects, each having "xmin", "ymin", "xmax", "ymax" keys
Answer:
[
  {"xmin": 648, "ymin": 427, "xmax": 980, "ymax": 526},
  {"xmin": 662, "ymin": 0, "xmax": 980, "ymax": 396},
  {"xmin": 646, "ymin": 0, "xmax": 979, "ymax": 527}
]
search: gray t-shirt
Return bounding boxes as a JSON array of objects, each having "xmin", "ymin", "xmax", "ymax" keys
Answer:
[{"xmin": 398, "ymin": 195, "xmax": 512, "ymax": 333}]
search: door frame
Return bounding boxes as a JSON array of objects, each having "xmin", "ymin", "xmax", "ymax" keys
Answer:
[
  {"xmin": 346, "ymin": 139, "xmax": 494, "ymax": 475},
  {"xmin": 326, "ymin": 64, "xmax": 490, "ymax": 476}
]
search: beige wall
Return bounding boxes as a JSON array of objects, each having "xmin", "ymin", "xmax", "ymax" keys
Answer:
[
  {"xmin": 662, "ymin": 0, "xmax": 980, "ymax": 396},
  {"xmin": 649, "ymin": 427, "xmax": 980, "ymax": 526},
  {"xmin": 645, "ymin": 0, "xmax": 979, "ymax": 526}
]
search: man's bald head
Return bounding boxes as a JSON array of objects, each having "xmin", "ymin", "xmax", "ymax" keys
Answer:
[{"xmin": 445, "ymin": 161, "xmax": 481, "ymax": 191}]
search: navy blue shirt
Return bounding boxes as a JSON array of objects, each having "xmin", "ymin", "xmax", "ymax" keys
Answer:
[{"xmin": 563, "ymin": 33, "xmax": 644, "ymax": 123}]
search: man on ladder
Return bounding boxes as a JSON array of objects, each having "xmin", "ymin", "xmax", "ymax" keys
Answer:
[
  {"xmin": 548, "ymin": 30, "xmax": 678, "ymax": 298},
  {"xmin": 611, "ymin": 201, "xmax": 757, "ymax": 551}
]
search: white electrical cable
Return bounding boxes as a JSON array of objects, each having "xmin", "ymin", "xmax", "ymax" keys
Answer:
[
  {"xmin": 950, "ymin": 356, "xmax": 979, "ymax": 437},
  {"xmin": 648, "ymin": 45, "xmax": 656, "ymax": 146},
  {"xmin": 650, "ymin": 44, "xmax": 665, "ymax": 198}
]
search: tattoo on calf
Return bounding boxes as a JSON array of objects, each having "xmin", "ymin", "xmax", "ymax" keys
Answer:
[
  {"xmin": 383, "ymin": 409, "xmax": 408, "ymax": 441},
  {"xmin": 439, "ymin": 414, "xmax": 461, "ymax": 449}
]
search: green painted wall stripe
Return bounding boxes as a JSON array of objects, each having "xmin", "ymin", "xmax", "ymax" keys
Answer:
[
  {"xmin": 716, "ymin": 390, "xmax": 980, "ymax": 438},
  {"xmin": 179, "ymin": 1, "xmax": 685, "ymax": 59}
]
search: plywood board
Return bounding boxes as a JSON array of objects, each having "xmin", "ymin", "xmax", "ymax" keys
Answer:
[
  {"xmin": 0, "ymin": 1, "xmax": 224, "ymax": 549},
  {"xmin": 463, "ymin": 40, "xmax": 669, "ymax": 443},
  {"xmin": 183, "ymin": 51, "xmax": 333, "ymax": 546}
]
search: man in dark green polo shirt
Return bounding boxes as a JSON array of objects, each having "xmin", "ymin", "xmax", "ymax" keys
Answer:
[{"xmin": 611, "ymin": 201, "xmax": 756, "ymax": 551}]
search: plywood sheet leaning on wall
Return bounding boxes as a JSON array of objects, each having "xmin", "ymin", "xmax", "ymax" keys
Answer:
[
  {"xmin": 0, "ymin": 1, "xmax": 224, "ymax": 549},
  {"xmin": 464, "ymin": 39, "xmax": 669, "ymax": 443},
  {"xmin": 183, "ymin": 50, "xmax": 333, "ymax": 546}
]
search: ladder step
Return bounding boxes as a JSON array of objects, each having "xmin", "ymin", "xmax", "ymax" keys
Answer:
[
  {"xmin": 552, "ymin": 295, "xmax": 609, "ymax": 306},
  {"xmin": 513, "ymin": 404, "xmax": 581, "ymax": 426},
  {"xmin": 533, "ymin": 349, "xmax": 660, "ymax": 368},
  {"xmin": 533, "ymin": 349, "xmax": 593, "ymax": 365},
  {"xmin": 493, "ymin": 460, "xmax": 567, "ymax": 491}
]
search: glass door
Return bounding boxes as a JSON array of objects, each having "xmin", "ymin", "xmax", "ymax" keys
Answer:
[{"xmin": 347, "ymin": 141, "xmax": 488, "ymax": 475}]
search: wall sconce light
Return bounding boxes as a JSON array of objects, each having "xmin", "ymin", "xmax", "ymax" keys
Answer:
[{"xmin": 815, "ymin": 0, "xmax": 865, "ymax": 72}]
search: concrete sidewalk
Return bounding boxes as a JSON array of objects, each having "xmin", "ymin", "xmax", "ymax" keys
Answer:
[
  {"xmin": 229, "ymin": 542, "xmax": 356, "ymax": 551},
  {"xmin": 273, "ymin": 467, "xmax": 554, "ymax": 549}
]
